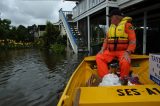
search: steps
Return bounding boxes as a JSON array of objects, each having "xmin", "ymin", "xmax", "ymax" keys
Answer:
[
  {"xmin": 59, "ymin": 9, "xmax": 78, "ymax": 53},
  {"xmin": 68, "ymin": 24, "xmax": 88, "ymax": 53},
  {"xmin": 59, "ymin": 9, "xmax": 88, "ymax": 53}
]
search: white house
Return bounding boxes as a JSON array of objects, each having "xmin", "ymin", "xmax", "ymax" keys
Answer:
[{"xmin": 59, "ymin": 0, "xmax": 160, "ymax": 54}]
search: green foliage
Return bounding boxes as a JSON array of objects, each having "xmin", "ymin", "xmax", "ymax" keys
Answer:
[
  {"xmin": 42, "ymin": 21, "xmax": 67, "ymax": 53},
  {"xmin": 15, "ymin": 25, "xmax": 34, "ymax": 42},
  {"xmin": 0, "ymin": 19, "xmax": 11, "ymax": 39},
  {"xmin": 43, "ymin": 21, "xmax": 60, "ymax": 48},
  {"xmin": 0, "ymin": 18, "xmax": 34, "ymax": 42},
  {"xmin": 9, "ymin": 26, "xmax": 17, "ymax": 40},
  {"xmin": 0, "ymin": 18, "xmax": 66, "ymax": 52},
  {"xmin": 42, "ymin": 21, "xmax": 67, "ymax": 54},
  {"xmin": 50, "ymin": 44, "xmax": 65, "ymax": 54},
  {"xmin": 56, "ymin": 35, "xmax": 67, "ymax": 45},
  {"xmin": 0, "ymin": 39, "xmax": 33, "ymax": 50},
  {"xmin": 34, "ymin": 38, "xmax": 44, "ymax": 48}
]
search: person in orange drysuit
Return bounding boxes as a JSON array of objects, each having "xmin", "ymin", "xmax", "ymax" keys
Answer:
[{"xmin": 96, "ymin": 9, "xmax": 136, "ymax": 79}]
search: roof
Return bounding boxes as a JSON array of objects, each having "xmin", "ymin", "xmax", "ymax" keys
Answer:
[
  {"xmin": 38, "ymin": 25, "xmax": 46, "ymax": 31},
  {"xmin": 64, "ymin": 0, "xmax": 80, "ymax": 1}
]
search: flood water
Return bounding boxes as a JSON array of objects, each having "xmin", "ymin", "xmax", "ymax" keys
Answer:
[{"xmin": 0, "ymin": 49, "xmax": 86, "ymax": 106}]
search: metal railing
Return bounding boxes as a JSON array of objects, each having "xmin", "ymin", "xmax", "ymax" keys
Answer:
[
  {"xmin": 59, "ymin": 9, "xmax": 78, "ymax": 54},
  {"xmin": 73, "ymin": 0, "xmax": 106, "ymax": 18},
  {"xmin": 59, "ymin": 10, "xmax": 73, "ymax": 21},
  {"xmin": 118, "ymin": 0, "xmax": 130, "ymax": 5},
  {"xmin": 89, "ymin": 0, "xmax": 106, "ymax": 9},
  {"xmin": 72, "ymin": 0, "xmax": 119, "ymax": 18}
]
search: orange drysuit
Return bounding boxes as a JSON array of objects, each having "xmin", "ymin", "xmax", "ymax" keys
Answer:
[{"xmin": 96, "ymin": 17, "xmax": 136, "ymax": 78}]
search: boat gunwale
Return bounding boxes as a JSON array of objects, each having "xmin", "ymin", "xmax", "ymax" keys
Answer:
[
  {"xmin": 57, "ymin": 59, "xmax": 85, "ymax": 106},
  {"xmin": 84, "ymin": 55, "xmax": 149, "ymax": 61},
  {"xmin": 57, "ymin": 54, "xmax": 151, "ymax": 106}
]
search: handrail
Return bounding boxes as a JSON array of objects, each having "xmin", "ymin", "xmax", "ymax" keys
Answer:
[
  {"xmin": 59, "ymin": 9, "xmax": 78, "ymax": 54},
  {"xmin": 72, "ymin": 0, "xmax": 106, "ymax": 19},
  {"xmin": 72, "ymin": 0, "xmax": 119, "ymax": 19},
  {"xmin": 62, "ymin": 11, "xmax": 73, "ymax": 18}
]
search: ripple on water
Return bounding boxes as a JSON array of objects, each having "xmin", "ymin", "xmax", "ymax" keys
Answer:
[{"xmin": 0, "ymin": 49, "xmax": 84, "ymax": 106}]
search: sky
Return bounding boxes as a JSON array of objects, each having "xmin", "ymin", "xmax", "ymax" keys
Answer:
[{"xmin": 0, "ymin": 0, "xmax": 76, "ymax": 26}]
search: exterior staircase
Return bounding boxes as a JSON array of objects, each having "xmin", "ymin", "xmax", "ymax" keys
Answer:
[
  {"xmin": 59, "ymin": 9, "xmax": 78, "ymax": 53},
  {"xmin": 59, "ymin": 9, "xmax": 88, "ymax": 53},
  {"xmin": 70, "ymin": 25, "xmax": 88, "ymax": 53}
]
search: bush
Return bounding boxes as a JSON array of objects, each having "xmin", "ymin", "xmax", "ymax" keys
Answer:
[
  {"xmin": 34, "ymin": 38, "xmax": 44, "ymax": 48},
  {"xmin": 0, "ymin": 39, "xmax": 33, "ymax": 49},
  {"xmin": 50, "ymin": 44, "xmax": 66, "ymax": 54}
]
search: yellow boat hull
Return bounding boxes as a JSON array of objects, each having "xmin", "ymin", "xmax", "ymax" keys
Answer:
[{"xmin": 57, "ymin": 55, "xmax": 160, "ymax": 106}]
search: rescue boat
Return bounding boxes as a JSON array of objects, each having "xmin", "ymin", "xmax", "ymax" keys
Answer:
[{"xmin": 57, "ymin": 55, "xmax": 160, "ymax": 106}]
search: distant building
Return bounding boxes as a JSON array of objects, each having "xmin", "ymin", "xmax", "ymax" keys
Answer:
[
  {"xmin": 54, "ymin": 21, "xmax": 66, "ymax": 36},
  {"xmin": 28, "ymin": 25, "xmax": 38, "ymax": 40},
  {"xmin": 38, "ymin": 25, "xmax": 46, "ymax": 37}
]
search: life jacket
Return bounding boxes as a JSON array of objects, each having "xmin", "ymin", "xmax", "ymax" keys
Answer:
[{"xmin": 107, "ymin": 17, "xmax": 132, "ymax": 51}]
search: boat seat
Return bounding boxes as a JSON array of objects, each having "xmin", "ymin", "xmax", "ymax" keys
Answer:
[{"xmin": 78, "ymin": 85, "xmax": 160, "ymax": 106}]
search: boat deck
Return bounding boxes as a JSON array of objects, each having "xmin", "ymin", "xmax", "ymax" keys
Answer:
[
  {"xmin": 57, "ymin": 55, "xmax": 160, "ymax": 106},
  {"xmin": 78, "ymin": 85, "xmax": 160, "ymax": 106}
]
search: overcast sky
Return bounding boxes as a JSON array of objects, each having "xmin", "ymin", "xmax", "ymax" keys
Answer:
[{"xmin": 0, "ymin": 0, "xmax": 76, "ymax": 26}]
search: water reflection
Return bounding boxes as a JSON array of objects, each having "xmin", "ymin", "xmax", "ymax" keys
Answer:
[{"xmin": 0, "ymin": 49, "xmax": 86, "ymax": 106}]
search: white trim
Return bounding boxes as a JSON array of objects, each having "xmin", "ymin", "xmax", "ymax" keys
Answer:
[
  {"xmin": 143, "ymin": 11, "xmax": 147, "ymax": 54},
  {"xmin": 119, "ymin": 0, "xmax": 144, "ymax": 9},
  {"xmin": 106, "ymin": 7, "xmax": 109, "ymax": 32},
  {"xmin": 118, "ymin": 0, "xmax": 130, "ymax": 5},
  {"xmin": 73, "ymin": 0, "xmax": 118, "ymax": 22}
]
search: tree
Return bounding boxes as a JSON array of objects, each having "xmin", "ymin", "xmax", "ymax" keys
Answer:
[
  {"xmin": 43, "ymin": 21, "xmax": 60, "ymax": 48},
  {"xmin": 0, "ymin": 19, "xmax": 11, "ymax": 39},
  {"xmin": 16, "ymin": 25, "xmax": 26, "ymax": 41},
  {"xmin": 16, "ymin": 25, "xmax": 33, "ymax": 42},
  {"xmin": 0, "ymin": 18, "xmax": 35, "ymax": 43},
  {"xmin": 9, "ymin": 26, "xmax": 17, "ymax": 40}
]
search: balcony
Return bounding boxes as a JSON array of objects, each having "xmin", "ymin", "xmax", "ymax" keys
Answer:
[
  {"xmin": 64, "ymin": 0, "xmax": 80, "ymax": 1},
  {"xmin": 72, "ymin": 0, "xmax": 118, "ymax": 19},
  {"xmin": 71, "ymin": 0, "xmax": 144, "ymax": 20},
  {"xmin": 118, "ymin": 0, "xmax": 144, "ymax": 9}
]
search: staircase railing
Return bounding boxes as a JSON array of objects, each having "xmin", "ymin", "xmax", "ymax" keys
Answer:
[{"xmin": 59, "ymin": 9, "xmax": 78, "ymax": 54}]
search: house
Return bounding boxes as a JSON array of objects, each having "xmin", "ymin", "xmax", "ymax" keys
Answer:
[
  {"xmin": 38, "ymin": 25, "xmax": 46, "ymax": 37},
  {"xmin": 59, "ymin": 0, "xmax": 160, "ymax": 54},
  {"xmin": 28, "ymin": 24, "xmax": 39, "ymax": 40},
  {"xmin": 54, "ymin": 21, "xmax": 67, "ymax": 36}
]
